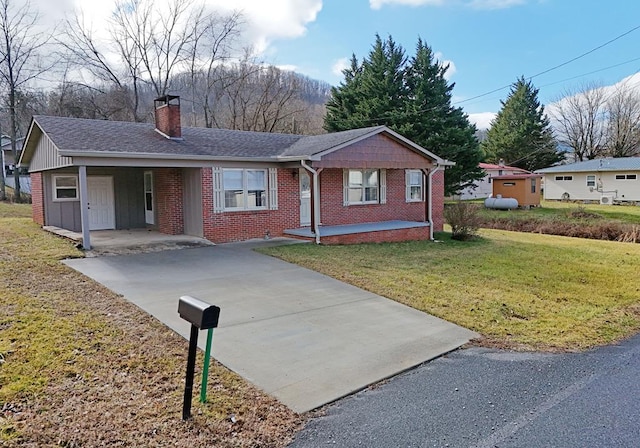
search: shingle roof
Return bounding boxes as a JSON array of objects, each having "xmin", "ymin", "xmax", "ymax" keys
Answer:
[
  {"xmin": 33, "ymin": 116, "xmax": 301, "ymax": 159},
  {"xmin": 280, "ymin": 126, "xmax": 385, "ymax": 157},
  {"xmin": 536, "ymin": 157, "xmax": 640, "ymax": 173},
  {"xmin": 31, "ymin": 117, "xmax": 415, "ymax": 162}
]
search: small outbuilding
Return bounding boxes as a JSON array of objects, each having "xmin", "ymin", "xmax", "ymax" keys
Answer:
[{"xmin": 491, "ymin": 173, "xmax": 542, "ymax": 207}]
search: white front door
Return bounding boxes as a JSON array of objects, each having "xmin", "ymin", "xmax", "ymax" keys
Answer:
[
  {"xmin": 87, "ymin": 176, "xmax": 115, "ymax": 230},
  {"xmin": 144, "ymin": 171, "xmax": 154, "ymax": 225},
  {"xmin": 300, "ymin": 169, "xmax": 311, "ymax": 226}
]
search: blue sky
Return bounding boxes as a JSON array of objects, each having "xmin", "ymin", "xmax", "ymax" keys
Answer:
[{"xmin": 43, "ymin": 0, "xmax": 640, "ymax": 128}]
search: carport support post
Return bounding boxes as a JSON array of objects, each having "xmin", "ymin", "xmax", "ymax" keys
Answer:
[
  {"xmin": 200, "ymin": 328, "xmax": 214, "ymax": 403},
  {"xmin": 182, "ymin": 323, "xmax": 199, "ymax": 420},
  {"xmin": 78, "ymin": 165, "xmax": 91, "ymax": 250}
]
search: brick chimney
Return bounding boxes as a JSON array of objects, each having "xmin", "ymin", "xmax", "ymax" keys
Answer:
[{"xmin": 154, "ymin": 95, "xmax": 182, "ymax": 139}]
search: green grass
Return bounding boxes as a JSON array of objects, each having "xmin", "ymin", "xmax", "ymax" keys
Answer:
[
  {"xmin": 261, "ymin": 229, "xmax": 640, "ymax": 351},
  {"xmin": 0, "ymin": 202, "xmax": 301, "ymax": 446}
]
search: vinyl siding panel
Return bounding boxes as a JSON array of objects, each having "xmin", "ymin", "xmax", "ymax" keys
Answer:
[{"xmin": 29, "ymin": 134, "xmax": 73, "ymax": 172}]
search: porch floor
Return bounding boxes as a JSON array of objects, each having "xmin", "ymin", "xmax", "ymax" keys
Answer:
[
  {"xmin": 284, "ymin": 220, "xmax": 430, "ymax": 238},
  {"xmin": 43, "ymin": 226, "xmax": 214, "ymax": 256}
]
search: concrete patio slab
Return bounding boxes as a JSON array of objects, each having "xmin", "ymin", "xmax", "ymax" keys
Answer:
[{"xmin": 64, "ymin": 240, "xmax": 478, "ymax": 413}]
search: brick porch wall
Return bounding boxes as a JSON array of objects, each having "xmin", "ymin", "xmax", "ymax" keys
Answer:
[
  {"xmin": 30, "ymin": 172, "xmax": 45, "ymax": 225},
  {"xmin": 319, "ymin": 168, "xmax": 426, "ymax": 226},
  {"xmin": 155, "ymin": 168, "xmax": 184, "ymax": 235},
  {"xmin": 202, "ymin": 168, "xmax": 300, "ymax": 243}
]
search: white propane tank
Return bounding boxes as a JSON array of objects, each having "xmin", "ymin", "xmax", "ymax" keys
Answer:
[{"xmin": 484, "ymin": 195, "xmax": 519, "ymax": 210}]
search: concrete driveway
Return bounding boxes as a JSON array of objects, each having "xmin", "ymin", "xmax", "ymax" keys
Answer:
[{"xmin": 64, "ymin": 239, "xmax": 477, "ymax": 413}]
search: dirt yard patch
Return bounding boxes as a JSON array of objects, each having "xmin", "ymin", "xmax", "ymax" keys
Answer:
[{"xmin": 0, "ymin": 203, "xmax": 303, "ymax": 447}]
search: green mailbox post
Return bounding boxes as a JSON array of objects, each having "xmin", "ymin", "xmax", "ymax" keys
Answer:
[{"xmin": 178, "ymin": 295, "xmax": 220, "ymax": 420}]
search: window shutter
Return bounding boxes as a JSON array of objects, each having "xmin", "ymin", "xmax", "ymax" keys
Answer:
[
  {"xmin": 343, "ymin": 169, "xmax": 349, "ymax": 206},
  {"xmin": 268, "ymin": 168, "xmax": 278, "ymax": 210},
  {"xmin": 380, "ymin": 169, "xmax": 387, "ymax": 204},
  {"xmin": 212, "ymin": 167, "xmax": 224, "ymax": 213},
  {"xmin": 405, "ymin": 170, "xmax": 411, "ymax": 202}
]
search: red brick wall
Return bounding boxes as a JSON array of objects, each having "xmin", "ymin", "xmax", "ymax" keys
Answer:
[
  {"xmin": 199, "ymin": 166, "xmax": 445, "ymax": 244},
  {"xmin": 432, "ymin": 169, "xmax": 445, "ymax": 231},
  {"xmin": 202, "ymin": 168, "xmax": 300, "ymax": 243},
  {"xmin": 154, "ymin": 104, "xmax": 181, "ymax": 138},
  {"xmin": 319, "ymin": 168, "xmax": 426, "ymax": 226},
  {"xmin": 30, "ymin": 172, "xmax": 45, "ymax": 225},
  {"xmin": 155, "ymin": 168, "xmax": 184, "ymax": 235}
]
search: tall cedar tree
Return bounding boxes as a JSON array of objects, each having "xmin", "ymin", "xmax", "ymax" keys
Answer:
[
  {"xmin": 482, "ymin": 77, "xmax": 563, "ymax": 172},
  {"xmin": 325, "ymin": 35, "xmax": 483, "ymax": 195}
]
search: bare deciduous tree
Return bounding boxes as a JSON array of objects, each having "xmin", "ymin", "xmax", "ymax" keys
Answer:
[
  {"xmin": 604, "ymin": 84, "xmax": 640, "ymax": 157},
  {"xmin": 0, "ymin": 0, "xmax": 52, "ymax": 201},
  {"xmin": 550, "ymin": 82, "xmax": 607, "ymax": 162}
]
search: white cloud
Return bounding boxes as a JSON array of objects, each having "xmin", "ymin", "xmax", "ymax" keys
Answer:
[
  {"xmin": 435, "ymin": 52, "xmax": 456, "ymax": 80},
  {"xmin": 332, "ymin": 57, "xmax": 350, "ymax": 77},
  {"xmin": 468, "ymin": 112, "xmax": 496, "ymax": 130},
  {"xmin": 370, "ymin": 0, "xmax": 443, "ymax": 9},
  {"xmin": 276, "ymin": 64, "xmax": 298, "ymax": 72},
  {"xmin": 40, "ymin": 0, "xmax": 322, "ymax": 58},
  {"xmin": 207, "ymin": 0, "xmax": 323, "ymax": 54}
]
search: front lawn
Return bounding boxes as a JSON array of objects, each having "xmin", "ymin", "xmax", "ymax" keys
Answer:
[
  {"xmin": 0, "ymin": 203, "xmax": 302, "ymax": 446},
  {"xmin": 262, "ymin": 230, "xmax": 640, "ymax": 351},
  {"xmin": 477, "ymin": 200, "xmax": 640, "ymax": 242}
]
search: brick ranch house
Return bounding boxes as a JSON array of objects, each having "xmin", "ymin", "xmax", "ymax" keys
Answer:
[{"xmin": 19, "ymin": 96, "xmax": 452, "ymax": 249}]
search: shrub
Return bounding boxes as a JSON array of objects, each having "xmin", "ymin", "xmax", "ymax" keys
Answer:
[
  {"xmin": 444, "ymin": 202, "xmax": 482, "ymax": 241},
  {"xmin": 618, "ymin": 225, "xmax": 640, "ymax": 243}
]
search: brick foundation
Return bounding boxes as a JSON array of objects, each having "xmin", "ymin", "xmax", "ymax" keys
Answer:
[{"xmin": 292, "ymin": 226, "xmax": 431, "ymax": 245}]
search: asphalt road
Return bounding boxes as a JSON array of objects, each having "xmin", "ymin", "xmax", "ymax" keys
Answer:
[{"xmin": 289, "ymin": 334, "xmax": 640, "ymax": 447}]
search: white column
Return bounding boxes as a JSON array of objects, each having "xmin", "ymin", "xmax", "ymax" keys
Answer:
[{"xmin": 78, "ymin": 165, "xmax": 91, "ymax": 250}]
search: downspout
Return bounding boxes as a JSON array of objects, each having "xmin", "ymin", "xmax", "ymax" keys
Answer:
[
  {"xmin": 301, "ymin": 160, "xmax": 321, "ymax": 244},
  {"xmin": 426, "ymin": 164, "xmax": 441, "ymax": 241}
]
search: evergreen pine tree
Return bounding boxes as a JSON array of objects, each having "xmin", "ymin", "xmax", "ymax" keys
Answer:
[
  {"xmin": 403, "ymin": 39, "xmax": 483, "ymax": 195},
  {"xmin": 325, "ymin": 34, "xmax": 407, "ymax": 131},
  {"xmin": 324, "ymin": 35, "xmax": 484, "ymax": 195},
  {"xmin": 482, "ymin": 77, "xmax": 563, "ymax": 172}
]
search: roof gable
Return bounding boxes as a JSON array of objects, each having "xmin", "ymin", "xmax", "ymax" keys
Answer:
[{"xmin": 314, "ymin": 133, "xmax": 436, "ymax": 169}]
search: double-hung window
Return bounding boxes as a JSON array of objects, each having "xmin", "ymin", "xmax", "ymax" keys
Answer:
[
  {"xmin": 223, "ymin": 169, "xmax": 267, "ymax": 210},
  {"xmin": 586, "ymin": 175, "xmax": 596, "ymax": 187},
  {"xmin": 406, "ymin": 170, "xmax": 423, "ymax": 201},
  {"xmin": 348, "ymin": 169, "xmax": 379, "ymax": 204},
  {"xmin": 53, "ymin": 175, "xmax": 79, "ymax": 201}
]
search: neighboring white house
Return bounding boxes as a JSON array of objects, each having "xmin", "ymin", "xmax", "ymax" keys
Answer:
[
  {"xmin": 2, "ymin": 135, "xmax": 30, "ymax": 193},
  {"xmin": 536, "ymin": 157, "xmax": 640, "ymax": 204},
  {"xmin": 458, "ymin": 162, "xmax": 530, "ymax": 200}
]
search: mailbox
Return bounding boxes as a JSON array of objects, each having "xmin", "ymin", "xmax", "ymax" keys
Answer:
[{"xmin": 178, "ymin": 295, "xmax": 220, "ymax": 329}]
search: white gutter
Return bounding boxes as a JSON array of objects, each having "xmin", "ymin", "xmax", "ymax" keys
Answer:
[
  {"xmin": 300, "ymin": 160, "xmax": 321, "ymax": 244},
  {"xmin": 426, "ymin": 164, "xmax": 442, "ymax": 241}
]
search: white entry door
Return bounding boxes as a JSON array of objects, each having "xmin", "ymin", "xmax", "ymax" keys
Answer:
[
  {"xmin": 300, "ymin": 169, "xmax": 311, "ymax": 226},
  {"xmin": 87, "ymin": 176, "xmax": 115, "ymax": 230}
]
